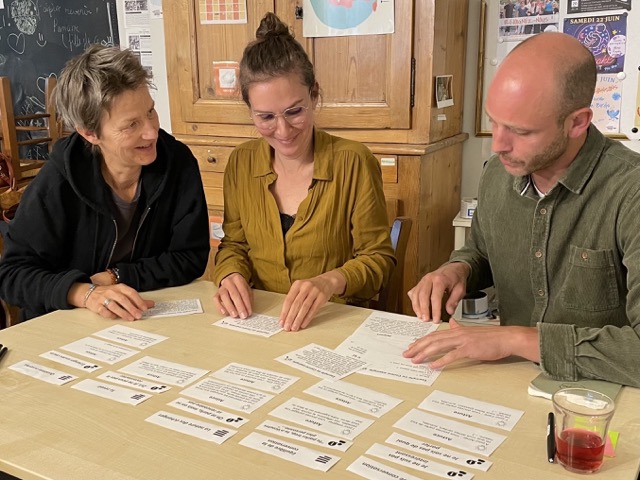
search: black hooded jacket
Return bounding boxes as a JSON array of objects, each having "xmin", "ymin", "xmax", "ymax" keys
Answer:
[{"xmin": 0, "ymin": 129, "xmax": 210, "ymax": 320}]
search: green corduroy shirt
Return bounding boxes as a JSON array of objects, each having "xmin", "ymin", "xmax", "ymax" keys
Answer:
[
  {"xmin": 213, "ymin": 129, "xmax": 395, "ymax": 305},
  {"xmin": 451, "ymin": 126, "xmax": 640, "ymax": 387}
]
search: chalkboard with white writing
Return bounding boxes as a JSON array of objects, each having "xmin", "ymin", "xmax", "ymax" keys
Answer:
[{"xmin": 0, "ymin": 0, "xmax": 119, "ymax": 159}]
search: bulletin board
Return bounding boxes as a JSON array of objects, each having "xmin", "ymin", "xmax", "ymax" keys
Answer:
[{"xmin": 475, "ymin": 0, "xmax": 640, "ymax": 140}]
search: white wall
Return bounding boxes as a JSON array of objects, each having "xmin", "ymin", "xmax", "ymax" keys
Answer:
[{"xmin": 461, "ymin": 0, "xmax": 640, "ymax": 198}]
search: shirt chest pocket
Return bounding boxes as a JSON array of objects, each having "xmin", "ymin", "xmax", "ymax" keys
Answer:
[{"xmin": 560, "ymin": 246, "xmax": 620, "ymax": 312}]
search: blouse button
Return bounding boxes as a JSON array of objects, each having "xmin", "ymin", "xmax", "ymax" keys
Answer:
[
  {"xmin": 537, "ymin": 289, "xmax": 545, "ymax": 297},
  {"xmin": 535, "ymin": 250, "xmax": 542, "ymax": 258},
  {"xmin": 581, "ymin": 251, "xmax": 589, "ymax": 260},
  {"xmin": 539, "ymin": 208, "xmax": 547, "ymax": 215}
]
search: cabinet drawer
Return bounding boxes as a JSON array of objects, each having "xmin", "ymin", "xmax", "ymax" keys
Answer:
[
  {"xmin": 189, "ymin": 145, "xmax": 233, "ymax": 173},
  {"xmin": 200, "ymin": 171, "xmax": 224, "ymax": 210},
  {"xmin": 375, "ymin": 155, "xmax": 398, "ymax": 184}
]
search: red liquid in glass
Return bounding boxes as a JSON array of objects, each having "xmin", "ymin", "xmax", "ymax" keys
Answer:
[{"xmin": 555, "ymin": 428, "xmax": 605, "ymax": 473}]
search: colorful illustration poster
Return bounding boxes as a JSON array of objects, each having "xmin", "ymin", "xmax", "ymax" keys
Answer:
[
  {"xmin": 303, "ymin": 0, "xmax": 394, "ymax": 38},
  {"xmin": 499, "ymin": 0, "xmax": 562, "ymax": 42},
  {"xmin": 591, "ymin": 75, "xmax": 622, "ymax": 134},
  {"xmin": 199, "ymin": 0, "xmax": 247, "ymax": 24},
  {"xmin": 563, "ymin": 14, "xmax": 627, "ymax": 73},
  {"xmin": 567, "ymin": 0, "xmax": 631, "ymax": 14}
]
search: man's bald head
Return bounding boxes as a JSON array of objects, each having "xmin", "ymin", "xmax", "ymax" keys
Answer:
[{"xmin": 497, "ymin": 32, "xmax": 596, "ymax": 122}]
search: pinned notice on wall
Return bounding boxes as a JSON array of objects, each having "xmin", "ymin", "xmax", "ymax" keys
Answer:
[{"xmin": 212, "ymin": 61, "xmax": 239, "ymax": 97}]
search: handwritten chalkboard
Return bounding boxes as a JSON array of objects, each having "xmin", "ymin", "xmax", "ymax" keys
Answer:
[{"xmin": 0, "ymin": 0, "xmax": 119, "ymax": 159}]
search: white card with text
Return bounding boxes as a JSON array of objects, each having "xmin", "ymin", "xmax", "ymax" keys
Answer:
[
  {"xmin": 181, "ymin": 377, "xmax": 274, "ymax": 413},
  {"xmin": 118, "ymin": 356, "xmax": 208, "ymax": 386},
  {"xmin": 347, "ymin": 456, "xmax": 423, "ymax": 480},
  {"xmin": 419, "ymin": 390, "xmax": 524, "ymax": 431},
  {"xmin": 40, "ymin": 350, "xmax": 101, "ymax": 372},
  {"xmin": 71, "ymin": 379, "xmax": 151, "ymax": 405},
  {"xmin": 269, "ymin": 397, "xmax": 373, "ymax": 441},
  {"xmin": 257, "ymin": 420, "xmax": 353, "ymax": 452},
  {"xmin": 93, "ymin": 324, "xmax": 168, "ymax": 349},
  {"xmin": 141, "ymin": 299, "xmax": 203, "ymax": 318},
  {"xmin": 239, "ymin": 432, "xmax": 340, "ymax": 472},
  {"xmin": 146, "ymin": 410, "xmax": 236, "ymax": 444},
  {"xmin": 97, "ymin": 371, "xmax": 170, "ymax": 393},
  {"xmin": 211, "ymin": 362, "xmax": 299, "ymax": 393},
  {"xmin": 367, "ymin": 443, "xmax": 474, "ymax": 479},
  {"xmin": 60, "ymin": 337, "xmax": 139, "ymax": 365},
  {"xmin": 394, "ymin": 409, "xmax": 506, "ymax": 456},
  {"xmin": 275, "ymin": 343, "xmax": 367, "ymax": 381},
  {"xmin": 304, "ymin": 379, "xmax": 402, "ymax": 418},
  {"xmin": 386, "ymin": 432, "xmax": 492, "ymax": 472},
  {"xmin": 213, "ymin": 313, "xmax": 282, "ymax": 337},
  {"xmin": 9, "ymin": 360, "xmax": 77, "ymax": 385},
  {"xmin": 168, "ymin": 397, "xmax": 249, "ymax": 427}
]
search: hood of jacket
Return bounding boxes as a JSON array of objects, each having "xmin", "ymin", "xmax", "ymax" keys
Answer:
[{"xmin": 49, "ymin": 130, "xmax": 174, "ymax": 215}]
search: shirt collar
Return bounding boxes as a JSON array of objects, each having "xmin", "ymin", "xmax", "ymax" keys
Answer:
[
  {"xmin": 251, "ymin": 129, "xmax": 333, "ymax": 181},
  {"xmin": 512, "ymin": 124, "xmax": 606, "ymax": 197}
]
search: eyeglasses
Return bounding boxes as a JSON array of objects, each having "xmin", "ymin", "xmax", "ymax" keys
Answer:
[{"xmin": 250, "ymin": 105, "xmax": 310, "ymax": 130}]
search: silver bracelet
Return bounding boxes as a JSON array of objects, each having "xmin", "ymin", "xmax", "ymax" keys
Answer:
[{"xmin": 83, "ymin": 284, "xmax": 97, "ymax": 308}]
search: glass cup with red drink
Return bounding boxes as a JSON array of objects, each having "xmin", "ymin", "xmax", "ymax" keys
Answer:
[{"xmin": 552, "ymin": 388, "xmax": 616, "ymax": 474}]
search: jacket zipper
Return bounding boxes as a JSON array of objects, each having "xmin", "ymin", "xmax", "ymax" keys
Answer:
[
  {"xmin": 105, "ymin": 218, "xmax": 119, "ymax": 269},
  {"xmin": 130, "ymin": 206, "xmax": 151, "ymax": 261}
]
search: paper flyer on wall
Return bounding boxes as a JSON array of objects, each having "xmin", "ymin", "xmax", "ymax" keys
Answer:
[{"xmin": 303, "ymin": 0, "xmax": 394, "ymax": 38}]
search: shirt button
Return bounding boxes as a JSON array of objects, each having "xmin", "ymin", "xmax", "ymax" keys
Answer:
[
  {"xmin": 581, "ymin": 251, "xmax": 589, "ymax": 260},
  {"xmin": 539, "ymin": 208, "xmax": 547, "ymax": 215},
  {"xmin": 535, "ymin": 250, "xmax": 543, "ymax": 258},
  {"xmin": 537, "ymin": 289, "xmax": 545, "ymax": 297}
]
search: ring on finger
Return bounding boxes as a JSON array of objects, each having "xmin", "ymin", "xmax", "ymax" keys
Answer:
[{"xmin": 103, "ymin": 299, "xmax": 112, "ymax": 308}]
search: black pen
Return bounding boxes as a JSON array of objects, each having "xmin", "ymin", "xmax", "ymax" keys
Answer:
[
  {"xmin": 0, "ymin": 344, "xmax": 7, "ymax": 363},
  {"xmin": 547, "ymin": 412, "xmax": 556, "ymax": 463}
]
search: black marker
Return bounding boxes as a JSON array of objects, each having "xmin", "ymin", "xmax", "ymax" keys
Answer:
[
  {"xmin": 547, "ymin": 412, "xmax": 556, "ymax": 464},
  {"xmin": 0, "ymin": 344, "xmax": 8, "ymax": 363}
]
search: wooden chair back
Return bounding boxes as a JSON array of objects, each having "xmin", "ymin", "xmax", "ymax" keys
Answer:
[
  {"xmin": 376, "ymin": 216, "xmax": 412, "ymax": 313},
  {"xmin": 0, "ymin": 76, "xmax": 60, "ymax": 182}
]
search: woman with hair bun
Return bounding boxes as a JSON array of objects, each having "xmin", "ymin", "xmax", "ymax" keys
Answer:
[{"xmin": 213, "ymin": 13, "xmax": 395, "ymax": 332}]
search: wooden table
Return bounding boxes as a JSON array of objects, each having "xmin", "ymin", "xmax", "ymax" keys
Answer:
[{"xmin": 0, "ymin": 281, "xmax": 638, "ymax": 480}]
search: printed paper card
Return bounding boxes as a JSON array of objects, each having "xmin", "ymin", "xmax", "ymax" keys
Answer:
[
  {"xmin": 239, "ymin": 432, "xmax": 340, "ymax": 472},
  {"xmin": 71, "ymin": 379, "xmax": 151, "ymax": 405},
  {"xmin": 256, "ymin": 420, "xmax": 353, "ymax": 452},
  {"xmin": 386, "ymin": 432, "xmax": 492, "ymax": 472},
  {"xmin": 366, "ymin": 443, "xmax": 474, "ymax": 480},
  {"xmin": 275, "ymin": 343, "xmax": 367, "ymax": 381},
  {"xmin": 269, "ymin": 397, "xmax": 374, "ymax": 441},
  {"xmin": 93, "ymin": 324, "xmax": 168, "ymax": 349},
  {"xmin": 359, "ymin": 358, "xmax": 442, "ymax": 386},
  {"xmin": 39, "ymin": 350, "xmax": 101, "ymax": 372},
  {"xmin": 419, "ymin": 390, "xmax": 524, "ymax": 431},
  {"xmin": 347, "ymin": 456, "xmax": 424, "ymax": 480},
  {"xmin": 141, "ymin": 299, "xmax": 203, "ymax": 318},
  {"xmin": 9, "ymin": 360, "xmax": 77, "ymax": 385},
  {"xmin": 213, "ymin": 313, "xmax": 282, "ymax": 337},
  {"xmin": 211, "ymin": 362, "xmax": 299, "ymax": 393},
  {"xmin": 146, "ymin": 410, "xmax": 236, "ymax": 444},
  {"xmin": 304, "ymin": 379, "xmax": 402, "ymax": 418},
  {"xmin": 118, "ymin": 356, "xmax": 208, "ymax": 386},
  {"xmin": 97, "ymin": 371, "xmax": 170, "ymax": 393},
  {"xmin": 60, "ymin": 337, "xmax": 139, "ymax": 365},
  {"xmin": 180, "ymin": 377, "xmax": 274, "ymax": 413},
  {"xmin": 394, "ymin": 409, "xmax": 506, "ymax": 456},
  {"xmin": 167, "ymin": 397, "xmax": 249, "ymax": 427}
]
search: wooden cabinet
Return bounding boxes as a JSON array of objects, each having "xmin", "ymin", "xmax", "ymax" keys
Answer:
[{"xmin": 164, "ymin": 0, "xmax": 469, "ymax": 314}]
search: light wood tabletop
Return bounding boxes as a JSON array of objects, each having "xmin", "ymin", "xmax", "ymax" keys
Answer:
[{"xmin": 0, "ymin": 281, "xmax": 638, "ymax": 480}]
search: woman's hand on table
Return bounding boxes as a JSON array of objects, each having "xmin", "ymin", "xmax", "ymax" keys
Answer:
[
  {"xmin": 214, "ymin": 273, "xmax": 253, "ymax": 319},
  {"xmin": 69, "ymin": 283, "xmax": 154, "ymax": 321},
  {"xmin": 280, "ymin": 271, "xmax": 346, "ymax": 332}
]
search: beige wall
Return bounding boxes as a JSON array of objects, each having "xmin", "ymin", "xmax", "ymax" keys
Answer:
[{"xmin": 461, "ymin": 0, "xmax": 640, "ymax": 198}]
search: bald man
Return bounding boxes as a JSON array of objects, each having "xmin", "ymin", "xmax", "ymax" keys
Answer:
[{"xmin": 404, "ymin": 32, "xmax": 640, "ymax": 387}]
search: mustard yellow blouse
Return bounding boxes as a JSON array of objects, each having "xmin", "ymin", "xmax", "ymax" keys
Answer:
[{"xmin": 213, "ymin": 129, "xmax": 395, "ymax": 304}]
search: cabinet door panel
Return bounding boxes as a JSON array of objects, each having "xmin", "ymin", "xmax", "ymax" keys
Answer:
[{"xmin": 166, "ymin": 0, "xmax": 414, "ymax": 133}]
